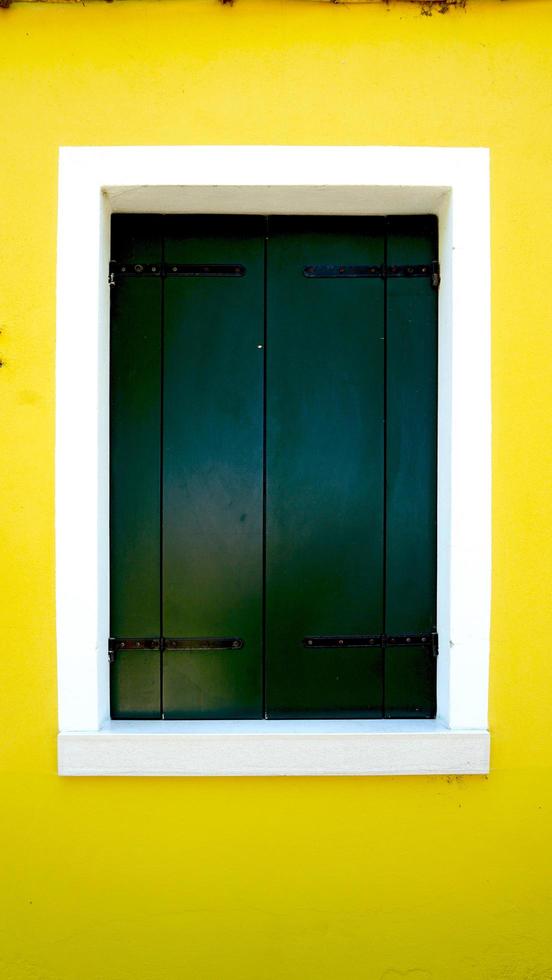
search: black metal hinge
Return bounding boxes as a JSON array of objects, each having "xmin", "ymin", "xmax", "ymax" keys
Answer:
[
  {"xmin": 303, "ymin": 261, "xmax": 440, "ymax": 289},
  {"xmin": 109, "ymin": 260, "xmax": 440, "ymax": 288},
  {"xmin": 109, "ymin": 261, "xmax": 245, "ymax": 286},
  {"xmin": 303, "ymin": 633, "xmax": 438, "ymax": 654},
  {"xmin": 109, "ymin": 636, "xmax": 244, "ymax": 662}
]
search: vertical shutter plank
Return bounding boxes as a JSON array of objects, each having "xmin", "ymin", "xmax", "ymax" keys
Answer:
[
  {"xmin": 109, "ymin": 215, "xmax": 163, "ymax": 718},
  {"xmin": 162, "ymin": 216, "xmax": 264, "ymax": 719},
  {"xmin": 384, "ymin": 216, "xmax": 438, "ymax": 718},
  {"xmin": 265, "ymin": 217, "xmax": 385, "ymax": 719}
]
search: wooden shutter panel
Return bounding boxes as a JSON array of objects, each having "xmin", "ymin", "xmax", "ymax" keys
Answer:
[
  {"xmin": 109, "ymin": 213, "xmax": 438, "ymax": 721},
  {"xmin": 161, "ymin": 216, "xmax": 265, "ymax": 719},
  {"xmin": 384, "ymin": 216, "xmax": 438, "ymax": 718},
  {"xmin": 265, "ymin": 217, "xmax": 386, "ymax": 718},
  {"xmin": 109, "ymin": 215, "xmax": 163, "ymax": 719}
]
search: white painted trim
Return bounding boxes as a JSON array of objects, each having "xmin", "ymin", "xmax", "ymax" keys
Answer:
[
  {"xmin": 59, "ymin": 723, "xmax": 490, "ymax": 777},
  {"xmin": 56, "ymin": 146, "xmax": 491, "ymax": 776}
]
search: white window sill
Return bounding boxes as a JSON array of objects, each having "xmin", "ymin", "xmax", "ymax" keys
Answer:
[{"xmin": 58, "ymin": 720, "xmax": 490, "ymax": 776}]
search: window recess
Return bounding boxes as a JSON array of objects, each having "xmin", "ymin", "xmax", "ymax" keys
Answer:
[{"xmin": 109, "ymin": 214, "xmax": 438, "ymax": 722}]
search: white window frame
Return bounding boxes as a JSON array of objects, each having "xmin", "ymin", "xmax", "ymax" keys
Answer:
[{"xmin": 56, "ymin": 145, "xmax": 491, "ymax": 776}]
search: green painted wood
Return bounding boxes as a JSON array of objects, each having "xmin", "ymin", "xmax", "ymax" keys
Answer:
[
  {"xmin": 384, "ymin": 216, "xmax": 438, "ymax": 718},
  {"xmin": 110, "ymin": 650, "xmax": 161, "ymax": 721},
  {"xmin": 265, "ymin": 217, "xmax": 386, "ymax": 718},
  {"xmin": 384, "ymin": 644, "xmax": 436, "ymax": 719},
  {"xmin": 109, "ymin": 216, "xmax": 163, "ymax": 719},
  {"xmin": 162, "ymin": 217, "xmax": 265, "ymax": 719},
  {"xmin": 111, "ymin": 213, "xmax": 164, "ymax": 267},
  {"xmin": 109, "ymin": 213, "xmax": 439, "ymax": 721}
]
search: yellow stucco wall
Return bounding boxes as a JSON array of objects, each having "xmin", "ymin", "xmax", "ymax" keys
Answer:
[{"xmin": 1, "ymin": 1, "xmax": 552, "ymax": 977}]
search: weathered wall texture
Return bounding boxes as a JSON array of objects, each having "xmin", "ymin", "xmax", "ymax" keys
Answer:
[{"xmin": 0, "ymin": 1, "xmax": 551, "ymax": 977}]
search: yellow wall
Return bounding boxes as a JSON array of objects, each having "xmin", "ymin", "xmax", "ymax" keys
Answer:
[{"xmin": 1, "ymin": 1, "xmax": 552, "ymax": 976}]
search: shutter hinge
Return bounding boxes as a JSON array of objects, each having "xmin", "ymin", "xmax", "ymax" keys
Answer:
[
  {"xmin": 109, "ymin": 636, "xmax": 244, "ymax": 662},
  {"xmin": 303, "ymin": 262, "xmax": 441, "ymax": 288},
  {"xmin": 303, "ymin": 632, "xmax": 438, "ymax": 656},
  {"xmin": 108, "ymin": 261, "xmax": 245, "ymax": 285},
  {"xmin": 108, "ymin": 637, "xmax": 161, "ymax": 663}
]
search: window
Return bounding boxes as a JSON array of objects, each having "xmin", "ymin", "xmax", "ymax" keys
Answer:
[
  {"xmin": 56, "ymin": 145, "xmax": 490, "ymax": 775},
  {"xmin": 109, "ymin": 213, "xmax": 438, "ymax": 722}
]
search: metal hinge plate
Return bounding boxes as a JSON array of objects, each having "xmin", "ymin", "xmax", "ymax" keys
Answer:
[
  {"xmin": 109, "ymin": 636, "xmax": 244, "ymax": 662},
  {"xmin": 303, "ymin": 632, "xmax": 438, "ymax": 654},
  {"xmin": 109, "ymin": 261, "xmax": 245, "ymax": 285},
  {"xmin": 109, "ymin": 260, "xmax": 440, "ymax": 288},
  {"xmin": 303, "ymin": 261, "xmax": 440, "ymax": 288}
]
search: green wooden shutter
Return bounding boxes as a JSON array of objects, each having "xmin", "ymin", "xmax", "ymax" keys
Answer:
[
  {"xmin": 109, "ymin": 214, "xmax": 438, "ymax": 721},
  {"xmin": 161, "ymin": 216, "xmax": 265, "ymax": 719},
  {"xmin": 265, "ymin": 217, "xmax": 386, "ymax": 718},
  {"xmin": 384, "ymin": 216, "xmax": 438, "ymax": 717},
  {"xmin": 110, "ymin": 215, "xmax": 163, "ymax": 719}
]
